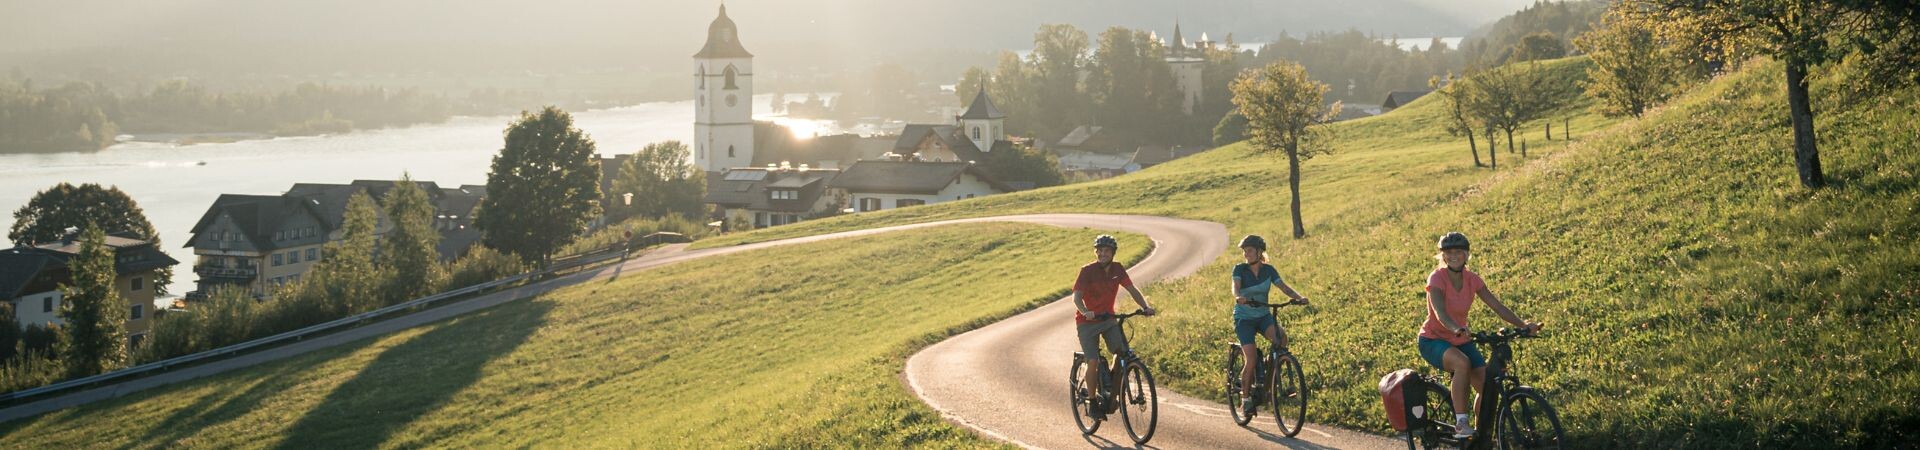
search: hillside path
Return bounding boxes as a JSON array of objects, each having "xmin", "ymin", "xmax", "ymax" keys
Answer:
[{"xmin": 2, "ymin": 214, "xmax": 1397, "ymax": 449}]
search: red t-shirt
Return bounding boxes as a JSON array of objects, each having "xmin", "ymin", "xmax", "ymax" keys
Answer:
[
  {"xmin": 1420, "ymin": 268, "xmax": 1485, "ymax": 345},
  {"xmin": 1074, "ymin": 261, "xmax": 1134, "ymax": 324}
]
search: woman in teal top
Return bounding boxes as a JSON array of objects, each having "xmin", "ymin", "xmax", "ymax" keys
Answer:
[{"xmin": 1230, "ymin": 235, "xmax": 1308, "ymax": 413}]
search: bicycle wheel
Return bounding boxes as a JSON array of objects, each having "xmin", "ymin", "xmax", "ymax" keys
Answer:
[
  {"xmin": 1270, "ymin": 353, "xmax": 1308, "ymax": 437},
  {"xmin": 1225, "ymin": 344, "xmax": 1254, "ymax": 426},
  {"xmin": 1497, "ymin": 388, "xmax": 1565, "ymax": 450},
  {"xmin": 1068, "ymin": 357, "xmax": 1102, "ymax": 435},
  {"xmin": 1407, "ymin": 379, "xmax": 1454, "ymax": 450},
  {"xmin": 1117, "ymin": 360, "xmax": 1159, "ymax": 444}
]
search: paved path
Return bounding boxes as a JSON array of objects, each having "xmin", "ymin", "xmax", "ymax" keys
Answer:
[{"xmin": 0, "ymin": 214, "xmax": 1402, "ymax": 449}]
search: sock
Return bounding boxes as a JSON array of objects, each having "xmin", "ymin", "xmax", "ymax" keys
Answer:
[{"xmin": 1456, "ymin": 413, "xmax": 1470, "ymax": 425}]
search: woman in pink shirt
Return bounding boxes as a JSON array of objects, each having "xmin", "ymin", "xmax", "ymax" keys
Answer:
[{"xmin": 1419, "ymin": 232, "xmax": 1541, "ymax": 438}]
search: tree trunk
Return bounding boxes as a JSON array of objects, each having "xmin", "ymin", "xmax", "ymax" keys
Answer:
[
  {"xmin": 1546, "ymin": 122, "xmax": 1552, "ymax": 141},
  {"xmin": 1487, "ymin": 127, "xmax": 1499, "ymax": 169},
  {"xmin": 1288, "ymin": 139, "xmax": 1306, "ymax": 239},
  {"xmin": 1564, "ymin": 118, "xmax": 1570, "ymax": 140},
  {"xmin": 1467, "ymin": 129, "xmax": 1484, "ymax": 167},
  {"xmin": 1784, "ymin": 58, "xmax": 1825, "ymax": 188},
  {"xmin": 1504, "ymin": 128, "xmax": 1516, "ymax": 158}
]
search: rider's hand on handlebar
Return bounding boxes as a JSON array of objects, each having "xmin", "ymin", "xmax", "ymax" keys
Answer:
[
  {"xmin": 1235, "ymin": 296, "xmax": 1248, "ymax": 305},
  {"xmin": 1522, "ymin": 321, "xmax": 1543, "ymax": 335},
  {"xmin": 1140, "ymin": 306, "xmax": 1157, "ymax": 316},
  {"xmin": 1292, "ymin": 296, "xmax": 1309, "ymax": 306},
  {"xmin": 1454, "ymin": 326, "xmax": 1470, "ymax": 338},
  {"xmin": 1079, "ymin": 309, "xmax": 1098, "ymax": 320}
]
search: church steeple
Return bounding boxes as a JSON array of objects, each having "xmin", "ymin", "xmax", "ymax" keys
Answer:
[
  {"xmin": 1171, "ymin": 20, "xmax": 1186, "ymax": 56},
  {"xmin": 695, "ymin": 4, "xmax": 753, "ymax": 59},
  {"xmin": 693, "ymin": 3, "xmax": 755, "ymax": 172}
]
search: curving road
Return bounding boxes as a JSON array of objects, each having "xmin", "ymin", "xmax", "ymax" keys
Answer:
[
  {"xmin": 2, "ymin": 214, "xmax": 1398, "ymax": 449},
  {"xmin": 903, "ymin": 215, "xmax": 1400, "ymax": 449}
]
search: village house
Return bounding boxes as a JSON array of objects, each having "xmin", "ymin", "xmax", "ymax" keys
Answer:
[
  {"xmin": 184, "ymin": 180, "xmax": 483, "ymax": 299},
  {"xmin": 0, "ymin": 231, "xmax": 178, "ymax": 347},
  {"xmin": 705, "ymin": 163, "xmax": 843, "ymax": 229}
]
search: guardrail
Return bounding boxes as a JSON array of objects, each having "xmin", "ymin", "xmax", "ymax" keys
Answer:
[{"xmin": 0, "ymin": 233, "xmax": 683, "ymax": 406}]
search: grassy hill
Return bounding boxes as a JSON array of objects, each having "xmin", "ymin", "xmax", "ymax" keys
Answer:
[
  {"xmin": 0, "ymin": 224, "xmax": 1145, "ymax": 448},
  {"xmin": 3, "ymin": 55, "xmax": 1912, "ymax": 448},
  {"xmin": 694, "ymin": 56, "xmax": 1920, "ymax": 447}
]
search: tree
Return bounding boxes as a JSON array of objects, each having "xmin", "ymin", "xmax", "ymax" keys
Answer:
[
  {"xmin": 1469, "ymin": 62, "xmax": 1555, "ymax": 159},
  {"xmin": 1576, "ymin": 7, "xmax": 1687, "ymax": 118},
  {"xmin": 1631, "ymin": 0, "xmax": 1849, "ymax": 188},
  {"xmin": 476, "ymin": 106, "xmax": 603, "ymax": 263},
  {"xmin": 313, "ymin": 191, "xmax": 384, "ymax": 315},
  {"xmin": 1510, "ymin": 31, "xmax": 1569, "ymax": 62},
  {"xmin": 1433, "ymin": 74, "xmax": 1487, "ymax": 167},
  {"xmin": 10, "ymin": 183, "xmax": 172, "ymax": 295},
  {"xmin": 1213, "ymin": 110, "xmax": 1249, "ymax": 146},
  {"xmin": 1230, "ymin": 60, "xmax": 1342, "ymax": 239},
  {"xmin": 1088, "ymin": 27, "xmax": 1182, "ymax": 139},
  {"xmin": 57, "ymin": 224, "xmax": 128, "ymax": 378},
  {"xmin": 613, "ymin": 141, "xmax": 707, "ymax": 221},
  {"xmin": 978, "ymin": 142, "xmax": 1065, "ymax": 189},
  {"xmin": 378, "ymin": 175, "xmax": 444, "ymax": 303},
  {"xmin": 0, "ymin": 301, "xmax": 19, "ymax": 361},
  {"xmin": 955, "ymin": 67, "xmax": 990, "ymax": 107},
  {"xmin": 1030, "ymin": 24, "xmax": 1094, "ymax": 133}
]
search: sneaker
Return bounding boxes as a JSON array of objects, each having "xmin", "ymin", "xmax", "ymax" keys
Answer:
[
  {"xmin": 1453, "ymin": 422, "xmax": 1475, "ymax": 439},
  {"xmin": 1240, "ymin": 398, "xmax": 1257, "ymax": 415}
]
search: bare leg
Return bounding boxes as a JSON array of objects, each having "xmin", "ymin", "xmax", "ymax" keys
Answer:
[{"xmin": 1442, "ymin": 348, "xmax": 1472, "ymax": 415}]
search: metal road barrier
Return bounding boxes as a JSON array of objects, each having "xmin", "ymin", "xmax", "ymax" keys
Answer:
[{"xmin": 0, "ymin": 234, "xmax": 680, "ymax": 406}]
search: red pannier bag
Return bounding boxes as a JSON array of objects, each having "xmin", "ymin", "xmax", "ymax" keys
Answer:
[{"xmin": 1380, "ymin": 368, "xmax": 1419, "ymax": 431}]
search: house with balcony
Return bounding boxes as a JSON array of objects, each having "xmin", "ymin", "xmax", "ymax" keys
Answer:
[
  {"xmin": 1, "ymin": 232, "xmax": 178, "ymax": 347},
  {"xmin": 705, "ymin": 164, "xmax": 843, "ymax": 229}
]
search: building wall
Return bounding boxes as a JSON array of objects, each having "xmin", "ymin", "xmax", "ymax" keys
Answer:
[
  {"xmin": 9, "ymin": 268, "xmax": 164, "ymax": 346},
  {"xmin": 1169, "ymin": 59, "xmax": 1205, "ymax": 115},
  {"xmin": 849, "ymin": 173, "xmax": 1001, "ymax": 211},
  {"xmin": 696, "ymin": 56, "xmax": 755, "ymax": 172}
]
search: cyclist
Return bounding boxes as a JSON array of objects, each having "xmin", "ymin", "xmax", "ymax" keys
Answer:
[
  {"xmin": 1230, "ymin": 234, "xmax": 1308, "ymax": 414},
  {"xmin": 1075, "ymin": 234, "xmax": 1157, "ymax": 417},
  {"xmin": 1419, "ymin": 232, "xmax": 1542, "ymax": 438}
]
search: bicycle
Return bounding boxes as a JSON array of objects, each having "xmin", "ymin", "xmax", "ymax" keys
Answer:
[
  {"xmin": 1068, "ymin": 310, "xmax": 1158, "ymax": 444},
  {"xmin": 1399, "ymin": 327, "xmax": 1564, "ymax": 450},
  {"xmin": 1223, "ymin": 298, "xmax": 1309, "ymax": 437}
]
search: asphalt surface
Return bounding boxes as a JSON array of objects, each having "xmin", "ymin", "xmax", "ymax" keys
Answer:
[{"xmin": 0, "ymin": 214, "xmax": 1402, "ymax": 449}]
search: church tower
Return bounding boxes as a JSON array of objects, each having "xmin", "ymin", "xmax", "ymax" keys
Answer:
[
  {"xmin": 1166, "ymin": 20, "xmax": 1205, "ymax": 115},
  {"xmin": 694, "ymin": 4, "xmax": 755, "ymax": 172},
  {"xmin": 956, "ymin": 86, "xmax": 1005, "ymax": 154}
]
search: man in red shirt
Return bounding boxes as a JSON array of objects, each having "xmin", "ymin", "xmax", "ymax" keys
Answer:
[{"xmin": 1074, "ymin": 234, "xmax": 1156, "ymax": 414}]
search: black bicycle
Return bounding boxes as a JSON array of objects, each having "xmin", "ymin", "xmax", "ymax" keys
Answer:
[
  {"xmin": 1400, "ymin": 327, "xmax": 1564, "ymax": 450},
  {"xmin": 1223, "ymin": 299, "xmax": 1308, "ymax": 437},
  {"xmin": 1068, "ymin": 310, "xmax": 1158, "ymax": 444}
]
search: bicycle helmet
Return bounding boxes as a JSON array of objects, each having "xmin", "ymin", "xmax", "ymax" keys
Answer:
[
  {"xmin": 1093, "ymin": 234, "xmax": 1119, "ymax": 249},
  {"xmin": 1238, "ymin": 234, "xmax": 1267, "ymax": 251},
  {"xmin": 1437, "ymin": 232, "xmax": 1471, "ymax": 251}
]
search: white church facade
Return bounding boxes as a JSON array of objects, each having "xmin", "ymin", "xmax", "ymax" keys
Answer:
[{"xmin": 693, "ymin": 5, "xmax": 756, "ymax": 173}]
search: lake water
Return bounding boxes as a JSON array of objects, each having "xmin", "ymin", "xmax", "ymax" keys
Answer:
[{"xmin": 0, "ymin": 94, "xmax": 841, "ymax": 296}]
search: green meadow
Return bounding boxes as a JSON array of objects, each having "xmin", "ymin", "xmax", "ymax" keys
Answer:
[
  {"xmin": 696, "ymin": 56, "xmax": 1920, "ymax": 447},
  {"xmin": 0, "ymin": 224, "xmax": 1145, "ymax": 448}
]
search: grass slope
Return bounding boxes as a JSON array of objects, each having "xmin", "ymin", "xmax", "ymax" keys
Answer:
[
  {"xmin": 693, "ymin": 56, "xmax": 1920, "ymax": 447},
  {"xmin": 0, "ymin": 224, "xmax": 1148, "ymax": 448}
]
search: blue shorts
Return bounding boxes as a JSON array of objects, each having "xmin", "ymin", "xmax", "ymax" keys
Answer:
[
  {"xmin": 1234, "ymin": 314, "xmax": 1280, "ymax": 345},
  {"xmin": 1418, "ymin": 337, "xmax": 1486, "ymax": 370}
]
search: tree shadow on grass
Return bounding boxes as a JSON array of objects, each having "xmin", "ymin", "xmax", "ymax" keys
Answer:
[{"xmin": 273, "ymin": 300, "xmax": 553, "ymax": 449}]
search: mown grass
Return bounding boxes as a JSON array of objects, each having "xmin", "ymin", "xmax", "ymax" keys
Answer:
[
  {"xmin": 692, "ymin": 56, "xmax": 1920, "ymax": 447},
  {"xmin": 0, "ymin": 224, "xmax": 1147, "ymax": 448}
]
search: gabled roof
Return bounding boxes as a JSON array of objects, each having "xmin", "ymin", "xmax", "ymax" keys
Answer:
[
  {"xmin": 187, "ymin": 193, "xmax": 331, "ymax": 252},
  {"xmin": 1, "ymin": 235, "xmax": 180, "ymax": 300},
  {"xmin": 1383, "ymin": 90, "xmax": 1432, "ymax": 109},
  {"xmin": 892, "ymin": 124, "xmax": 990, "ymax": 163},
  {"xmin": 705, "ymin": 167, "xmax": 841, "ymax": 212},
  {"xmin": 1055, "ymin": 126, "xmax": 1143, "ymax": 153},
  {"xmin": 694, "ymin": 5, "xmax": 753, "ymax": 59},
  {"xmin": 828, "ymin": 161, "xmax": 1015, "ymax": 195},
  {"xmin": 957, "ymin": 87, "xmax": 1005, "ymax": 120}
]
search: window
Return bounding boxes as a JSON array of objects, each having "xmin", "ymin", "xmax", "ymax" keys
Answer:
[
  {"xmin": 307, "ymin": 248, "xmax": 318, "ymax": 261},
  {"xmin": 290, "ymin": 251, "xmax": 301, "ymax": 263},
  {"xmin": 697, "ymin": 66, "xmax": 706, "ymax": 89},
  {"xmin": 859, "ymin": 198, "xmax": 881, "ymax": 212},
  {"xmin": 274, "ymin": 231, "xmax": 283, "ymax": 241},
  {"xmin": 972, "ymin": 127, "xmax": 981, "ymax": 140},
  {"xmin": 771, "ymin": 190, "xmax": 798, "ymax": 200},
  {"xmin": 723, "ymin": 65, "xmax": 739, "ymax": 90},
  {"xmin": 896, "ymin": 199, "xmax": 926, "ymax": 208},
  {"xmin": 728, "ymin": 145, "xmax": 735, "ymax": 158},
  {"xmin": 43, "ymin": 296, "xmax": 53, "ymax": 313},
  {"xmin": 130, "ymin": 333, "xmax": 145, "ymax": 348},
  {"xmin": 756, "ymin": 212, "xmax": 769, "ymax": 227},
  {"xmin": 273, "ymin": 254, "xmax": 283, "ymax": 266},
  {"xmin": 131, "ymin": 277, "xmax": 144, "ymax": 291},
  {"xmin": 131, "ymin": 304, "xmax": 144, "ymax": 320}
]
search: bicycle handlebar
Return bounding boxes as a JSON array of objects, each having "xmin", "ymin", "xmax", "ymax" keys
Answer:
[
  {"xmin": 1093, "ymin": 310, "xmax": 1155, "ymax": 321},
  {"xmin": 1242, "ymin": 298, "xmax": 1307, "ymax": 309},
  {"xmin": 1471, "ymin": 327, "xmax": 1542, "ymax": 344}
]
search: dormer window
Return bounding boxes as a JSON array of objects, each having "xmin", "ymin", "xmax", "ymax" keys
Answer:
[{"xmin": 770, "ymin": 189, "xmax": 798, "ymax": 200}]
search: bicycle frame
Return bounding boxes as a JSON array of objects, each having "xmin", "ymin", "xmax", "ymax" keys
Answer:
[{"xmin": 1402, "ymin": 328, "xmax": 1536, "ymax": 450}]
